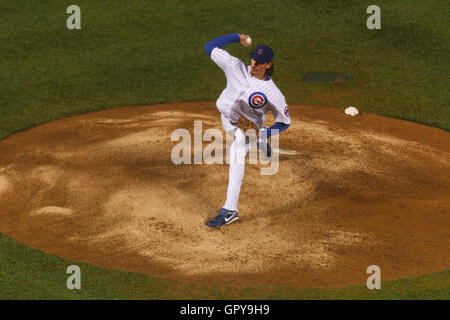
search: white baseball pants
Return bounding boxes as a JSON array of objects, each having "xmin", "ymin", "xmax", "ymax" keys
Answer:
[{"xmin": 221, "ymin": 114, "xmax": 250, "ymax": 212}]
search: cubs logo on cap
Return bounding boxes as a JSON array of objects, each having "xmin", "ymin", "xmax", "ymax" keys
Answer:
[
  {"xmin": 248, "ymin": 92, "xmax": 267, "ymax": 109},
  {"xmin": 249, "ymin": 45, "xmax": 274, "ymax": 64}
]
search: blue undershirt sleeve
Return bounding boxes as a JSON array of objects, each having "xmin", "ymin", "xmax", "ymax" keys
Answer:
[
  {"xmin": 266, "ymin": 122, "xmax": 290, "ymax": 138},
  {"xmin": 204, "ymin": 33, "xmax": 241, "ymax": 56}
]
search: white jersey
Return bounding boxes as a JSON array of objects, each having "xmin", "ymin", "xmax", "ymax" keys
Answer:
[{"xmin": 211, "ymin": 47, "xmax": 291, "ymax": 129}]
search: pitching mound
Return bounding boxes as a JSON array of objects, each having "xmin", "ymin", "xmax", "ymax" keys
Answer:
[{"xmin": 0, "ymin": 102, "xmax": 449, "ymax": 288}]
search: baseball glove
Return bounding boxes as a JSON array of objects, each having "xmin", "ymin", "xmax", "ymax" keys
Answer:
[{"xmin": 238, "ymin": 116, "xmax": 259, "ymax": 140}]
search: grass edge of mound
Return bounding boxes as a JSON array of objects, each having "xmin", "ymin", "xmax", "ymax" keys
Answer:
[{"xmin": 1, "ymin": 233, "xmax": 448, "ymax": 299}]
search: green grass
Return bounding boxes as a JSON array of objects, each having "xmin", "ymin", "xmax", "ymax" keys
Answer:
[
  {"xmin": 1, "ymin": 234, "xmax": 449, "ymax": 299},
  {"xmin": 1, "ymin": 0, "xmax": 449, "ymax": 140},
  {"xmin": 0, "ymin": 0, "xmax": 449, "ymax": 299}
]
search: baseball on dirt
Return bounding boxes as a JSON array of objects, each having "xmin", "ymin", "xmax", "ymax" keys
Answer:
[
  {"xmin": 244, "ymin": 36, "xmax": 252, "ymax": 45},
  {"xmin": 344, "ymin": 106, "xmax": 359, "ymax": 116}
]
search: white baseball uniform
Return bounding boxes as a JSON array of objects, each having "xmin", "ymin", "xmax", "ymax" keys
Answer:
[{"xmin": 210, "ymin": 47, "xmax": 290, "ymax": 212}]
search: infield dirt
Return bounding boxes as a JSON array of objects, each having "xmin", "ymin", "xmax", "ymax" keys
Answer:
[{"xmin": 0, "ymin": 102, "xmax": 449, "ymax": 288}]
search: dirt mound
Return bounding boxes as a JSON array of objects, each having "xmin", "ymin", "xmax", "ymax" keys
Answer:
[{"xmin": 0, "ymin": 102, "xmax": 449, "ymax": 288}]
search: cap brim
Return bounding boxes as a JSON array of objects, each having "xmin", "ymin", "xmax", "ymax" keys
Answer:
[{"xmin": 249, "ymin": 54, "xmax": 269, "ymax": 64}]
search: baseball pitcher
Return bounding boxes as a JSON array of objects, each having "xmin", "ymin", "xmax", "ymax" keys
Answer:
[{"xmin": 204, "ymin": 33, "xmax": 291, "ymax": 227}]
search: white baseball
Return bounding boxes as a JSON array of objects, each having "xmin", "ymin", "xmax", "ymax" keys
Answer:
[
  {"xmin": 244, "ymin": 36, "xmax": 252, "ymax": 45},
  {"xmin": 344, "ymin": 106, "xmax": 359, "ymax": 116}
]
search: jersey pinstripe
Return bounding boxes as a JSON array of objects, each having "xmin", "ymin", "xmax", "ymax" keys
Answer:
[{"xmin": 210, "ymin": 47, "xmax": 290, "ymax": 128}]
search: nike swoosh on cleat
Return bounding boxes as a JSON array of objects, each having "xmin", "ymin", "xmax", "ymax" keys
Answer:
[{"xmin": 224, "ymin": 213, "xmax": 237, "ymax": 223}]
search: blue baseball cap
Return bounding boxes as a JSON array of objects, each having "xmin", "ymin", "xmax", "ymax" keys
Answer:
[{"xmin": 249, "ymin": 44, "xmax": 274, "ymax": 63}]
